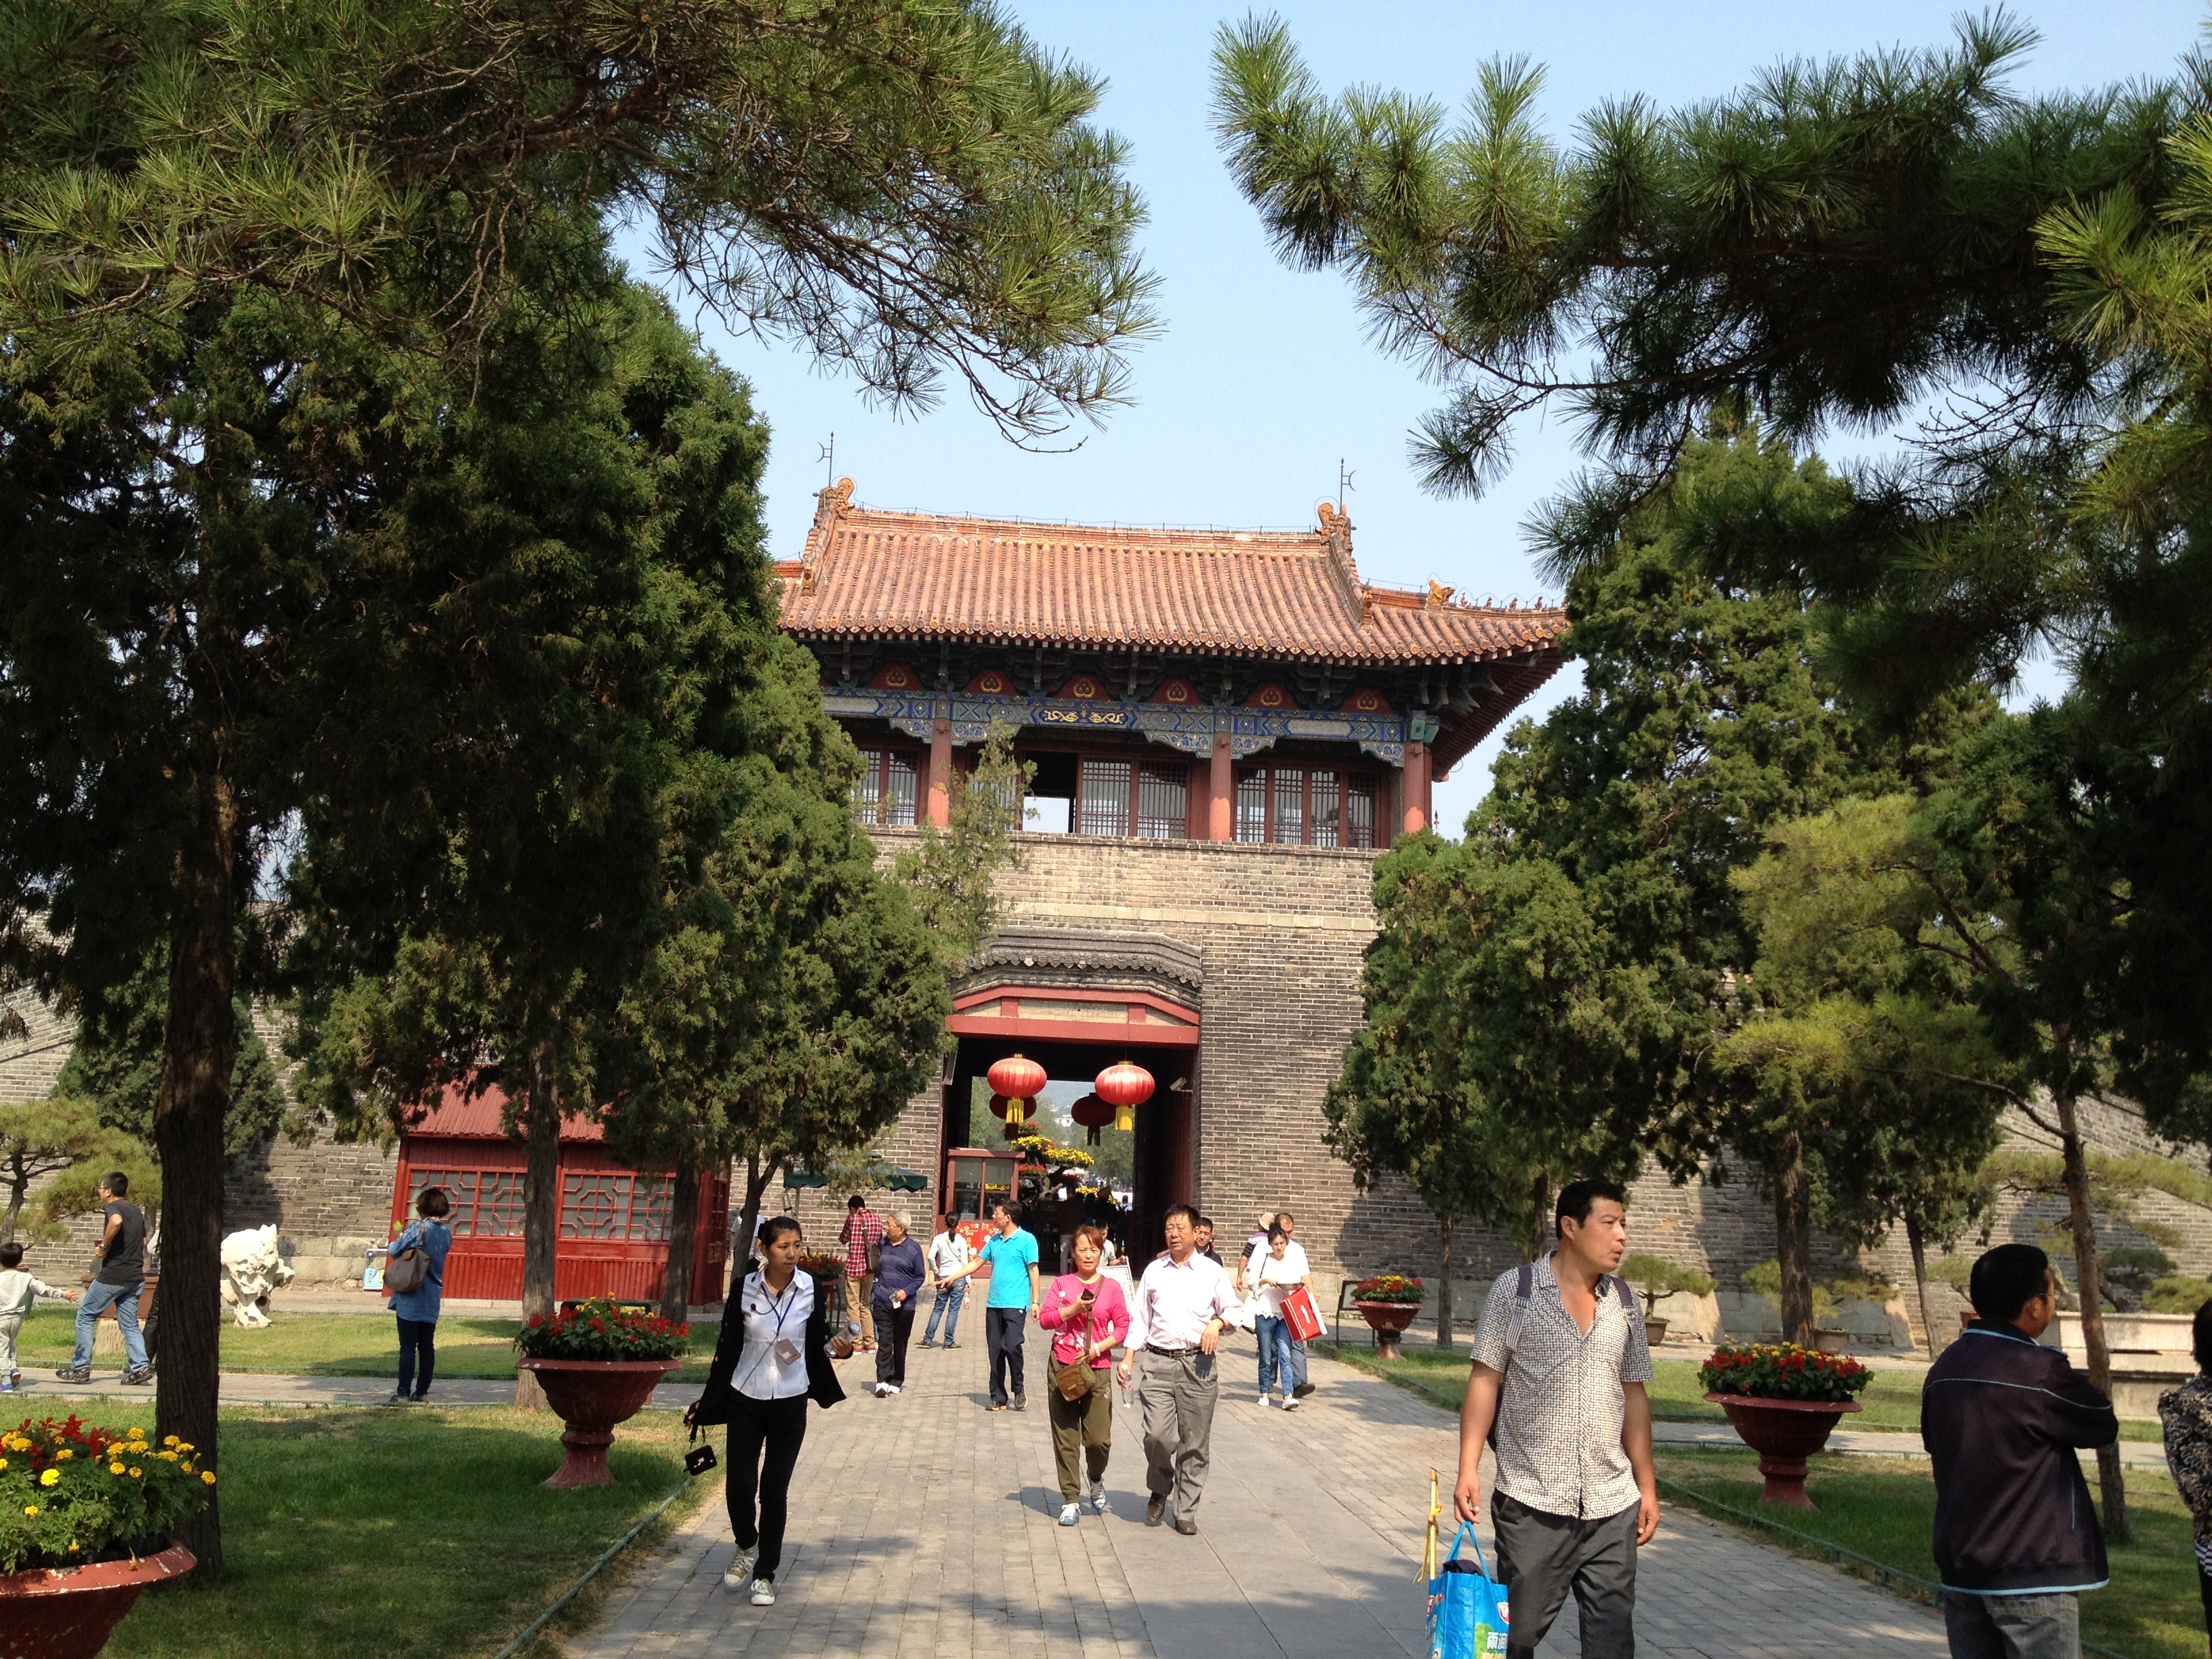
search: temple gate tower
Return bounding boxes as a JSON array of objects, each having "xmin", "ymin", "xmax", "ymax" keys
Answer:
[{"xmin": 774, "ymin": 480, "xmax": 1567, "ymax": 1290}]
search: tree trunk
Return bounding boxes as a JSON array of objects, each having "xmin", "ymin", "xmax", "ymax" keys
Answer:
[
  {"xmin": 729, "ymin": 1148, "xmax": 779, "ymax": 1288},
  {"xmin": 1771, "ymin": 1133, "xmax": 1815, "ymax": 1347},
  {"xmin": 1436, "ymin": 1213, "xmax": 1456, "ymax": 1347},
  {"xmin": 514, "ymin": 1040, "xmax": 561, "ymax": 1411},
  {"xmin": 659, "ymin": 1152, "xmax": 700, "ymax": 1322},
  {"xmin": 2, "ymin": 1163, "xmax": 25, "ymax": 1245},
  {"xmin": 1905, "ymin": 1212, "xmax": 1938, "ymax": 1357},
  {"xmin": 1524, "ymin": 1168, "xmax": 1551, "ymax": 1262},
  {"xmin": 2054, "ymin": 1088, "xmax": 2129, "ymax": 1542},
  {"xmin": 154, "ymin": 777, "xmax": 242, "ymax": 1580}
]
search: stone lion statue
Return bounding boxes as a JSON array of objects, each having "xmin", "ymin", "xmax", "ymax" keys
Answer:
[{"xmin": 220, "ymin": 1225, "xmax": 296, "ymax": 1328}]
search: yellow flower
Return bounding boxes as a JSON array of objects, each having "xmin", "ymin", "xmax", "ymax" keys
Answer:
[
  {"xmin": 174, "ymin": 1442, "xmax": 193, "ymax": 1454},
  {"xmin": 23, "ymin": 1505, "xmax": 36, "ymax": 1516},
  {"xmin": 158, "ymin": 1451, "xmax": 178, "ymax": 1462},
  {"xmin": 54, "ymin": 1449, "xmax": 72, "ymax": 1461},
  {"xmin": 128, "ymin": 1468, "xmax": 142, "ymax": 1479},
  {"xmin": 163, "ymin": 1435, "xmax": 178, "ymax": 1448},
  {"xmin": 110, "ymin": 1465, "xmax": 126, "ymax": 1476},
  {"xmin": 0, "ymin": 1458, "xmax": 9, "ymax": 1471},
  {"xmin": 39, "ymin": 1469, "xmax": 59, "ymax": 1487},
  {"xmin": 200, "ymin": 1471, "xmax": 216, "ymax": 1486}
]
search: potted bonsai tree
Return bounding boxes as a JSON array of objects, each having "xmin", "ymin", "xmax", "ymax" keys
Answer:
[
  {"xmin": 0, "ymin": 1413, "xmax": 209, "ymax": 1657},
  {"xmin": 516, "ymin": 1298, "xmax": 691, "ymax": 1488},
  {"xmin": 1700, "ymin": 1342, "xmax": 1872, "ymax": 1510},
  {"xmin": 1618, "ymin": 1253, "xmax": 1717, "ymax": 1347},
  {"xmin": 1351, "ymin": 1273, "xmax": 1426, "ymax": 1361}
]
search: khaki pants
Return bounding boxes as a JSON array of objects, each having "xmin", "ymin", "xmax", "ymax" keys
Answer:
[
  {"xmin": 0, "ymin": 1312, "xmax": 19, "ymax": 1377},
  {"xmin": 1047, "ymin": 1370, "xmax": 1113, "ymax": 1500},
  {"xmin": 843, "ymin": 1273, "xmax": 876, "ymax": 1344},
  {"xmin": 1138, "ymin": 1348, "xmax": 1218, "ymax": 1518}
]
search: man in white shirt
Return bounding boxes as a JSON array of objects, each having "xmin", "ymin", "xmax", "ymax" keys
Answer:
[
  {"xmin": 921, "ymin": 1216, "xmax": 970, "ymax": 1349},
  {"xmin": 1117, "ymin": 1202, "xmax": 1244, "ymax": 1534}
]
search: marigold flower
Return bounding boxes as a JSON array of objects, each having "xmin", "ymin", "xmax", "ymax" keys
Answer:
[
  {"xmin": 24, "ymin": 1505, "xmax": 37, "ymax": 1516},
  {"xmin": 111, "ymin": 1465, "xmax": 125, "ymax": 1475},
  {"xmin": 39, "ymin": 1469, "xmax": 60, "ymax": 1487},
  {"xmin": 129, "ymin": 1467, "xmax": 142, "ymax": 1478},
  {"xmin": 201, "ymin": 1471, "xmax": 217, "ymax": 1485}
]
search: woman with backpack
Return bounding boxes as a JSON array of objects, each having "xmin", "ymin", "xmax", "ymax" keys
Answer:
[
  {"xmin": 384, "ymin": 1186, "xmax": 453, "ymax": 1405},
  {"xmin": 688, "ymin": 1216, "xmax": 848, "ymax": 1607}
]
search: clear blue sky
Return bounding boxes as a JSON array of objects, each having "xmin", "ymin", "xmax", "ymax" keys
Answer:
[{"xmin": 661, "ymin": 1, "xmax": 2198, "ymax": 835}]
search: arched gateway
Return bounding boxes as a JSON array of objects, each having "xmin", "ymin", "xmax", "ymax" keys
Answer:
[{"xmin": 773, "ymin": 482, "xmax": 1568, "ymax": 1294}]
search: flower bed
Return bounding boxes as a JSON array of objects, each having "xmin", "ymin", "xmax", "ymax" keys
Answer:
[
  {"xmin": 794, "ymin": 1250, "xmax": 846, "ymax": 1282},
  {"xmin": 1698, "ymin": 1341, "xmax": 1872, "ymax": 1404},
  {"xmin": 0, "ymin": 1414, "xmax": 213, "ymax": 1573},
  {"xmin": 516, "ymin": 1298, "xmax": 689, "ymax": 1363},
  {"xmin": 1351, "ymin": 1273, "xmax": 1426, "ymax": 1305}
]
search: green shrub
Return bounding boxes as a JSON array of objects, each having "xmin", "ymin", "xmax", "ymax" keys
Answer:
[
  {"xmin": 2146, "ymin": 1275, "xmax": 2212, "ymax": 1315},
  {"xmin": 1619, "ymin": 1252, "xmax": 1717, "ymax": 1312}
]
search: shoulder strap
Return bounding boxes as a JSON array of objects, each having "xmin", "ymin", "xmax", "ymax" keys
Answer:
[
  {"xmin": 1503, "ymin": 1262, "xmax": 1534, "ymax": 1353},
  {"xmin": 1612, "ymin": 1275, "xmax": 1637, "ymax": 1313}
]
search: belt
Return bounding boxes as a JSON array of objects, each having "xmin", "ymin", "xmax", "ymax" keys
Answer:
[{"xmin": 1145, "ymin": 1344, "xmax": 1198, "ymax": 1357}]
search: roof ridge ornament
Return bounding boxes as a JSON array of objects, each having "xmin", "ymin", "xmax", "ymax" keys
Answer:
[{"xmin": 1317, "ymin": 499, "xmax": 1369, "ymax": 626}]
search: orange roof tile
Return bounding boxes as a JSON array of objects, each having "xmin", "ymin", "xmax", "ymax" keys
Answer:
[{"xmin": 775, "ymin": 481, "xmax": 1565, "ymax": 666}]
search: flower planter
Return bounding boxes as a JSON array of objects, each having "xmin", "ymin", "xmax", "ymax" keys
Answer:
[
  {"xmin": 0, "ymin": 1542, "xmax": 196, "ymax": 1658},
  {"xmin": 1704, "ymin": 1393, "xmax": 1862, "ymax": 1510},
  {"xmin": 516, "ymin": 1357, "xmax": 684, "ymax": 1488},
  {"xmin": 1356, "ymin": 1299, "xmax": 1422, "ymax": 1361},
  {"xmin": 1645, "ymin": 1317, "xmax": 1669, "ymax": 1347},
  {"xmin": 1811, "ymin": 1328, "xmax": 1851, "ymax": 1356}
]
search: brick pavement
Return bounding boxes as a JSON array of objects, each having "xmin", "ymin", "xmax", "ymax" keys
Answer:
[{"xmin": 565, "ymin": 1334, "xmax": 1951, "ymax": 1658}]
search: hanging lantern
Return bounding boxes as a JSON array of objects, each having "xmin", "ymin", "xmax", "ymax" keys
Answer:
[
  {"xmin": 1005, "ymin": 1094, "xmax": 1027, "ymax": 1128},
  {"xmin": 1069, "ymin": 1092, "xmax": 1114, "ymax": 1146},
  {"xmin": 987, "ymin": 1054, "xmax": 1044, "ymax": 1130},
  {"xmin": 1094, "ymin": 1060, "xmax": 1155, "ymax": 1134},
  {"xmin": 987, "ymin": 1092, "xmax": 1010, "ymax": 1120}
]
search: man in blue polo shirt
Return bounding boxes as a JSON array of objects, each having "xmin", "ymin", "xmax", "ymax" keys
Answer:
[{"xmin": 941, "ymin": 1200, "xmax": 1041, "ymax": 1410}]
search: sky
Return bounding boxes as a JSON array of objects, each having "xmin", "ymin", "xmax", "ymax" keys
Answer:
[{"xmin": 655, "ymin": 1, "xmax": 2199, "ymax": 836}]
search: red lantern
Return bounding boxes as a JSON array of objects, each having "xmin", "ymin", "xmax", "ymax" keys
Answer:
[
  {"xmin": 988, "ymin": 1054, "xmax": 1044, "ymax": 1128},
  {"xmin": 1069, "ymin": 1092, "xmax": 1114, "ymax": 1146},
  {"xmin": 1094, "ymin": 1061, "xmax": 1155, "ymax": 1134},
  {"xmin": 987, "ymin": 1092, "xmax": 1010, "ymax": 1119}
]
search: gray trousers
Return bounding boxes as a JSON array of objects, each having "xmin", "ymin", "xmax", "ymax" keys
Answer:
[
  {"xmin": 1941, "ymin": 1591, "xmax": 2079, "ymax": 1659},
  {"xmin": 1492, "ymin": 1492, "xmax": 1639, "ymax": 1659},
  {"xmin": 1138, "ymin": 1349, "xmax": 1219, "ymax": 1517}
]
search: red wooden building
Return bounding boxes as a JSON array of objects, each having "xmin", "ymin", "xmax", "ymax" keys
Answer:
[{"xmin": 390, "ymin": 1088, "xmax": 730, "ymax": 1304}]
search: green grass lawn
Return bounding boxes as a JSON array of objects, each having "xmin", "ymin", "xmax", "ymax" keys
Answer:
[
  {"xmin": 14, "ymin": 1306, "xmax": 718, "ymax": 1384},
  {"xmin": 98, "ymin": 1406, "xmax": 712, "ymax": 1659},
  {"xmin": 1656, "ymin": 1448, "xmax": 2202, "ymax": 1659}
]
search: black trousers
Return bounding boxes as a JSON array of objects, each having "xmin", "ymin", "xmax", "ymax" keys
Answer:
[
  {"xmin": 986, "ymin": 1306, "xmax": 1026, "ymax": 1404},
  {"xmin": 874, "ymin": 1302, "xmax": 917, "ymax": 1386},
  {"xmin": 396, "ymin": 1317, "xmax": 436, "ymax": 1398},
  {"xmin": 726, "ymin": 1392, "xmax": 809, "ymax": 1579},
  {"xmin": 1492, "ymin": 1492, "xmax": 1639, "ymax": 1659}
]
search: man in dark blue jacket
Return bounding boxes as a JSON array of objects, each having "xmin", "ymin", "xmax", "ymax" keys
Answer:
[{"xmin": 1923, "ymin": 1243, "xmax": 2118, "ymax": 1659}]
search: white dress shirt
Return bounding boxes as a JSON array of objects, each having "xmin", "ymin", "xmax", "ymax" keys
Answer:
[
  {"xmin": 730, "ymin": 1269, "xmax": 815, "ymax": 1401},
  {"xmin": 1126, "ymin": 1250, "xmax": 1245, "ymax": 1351}
]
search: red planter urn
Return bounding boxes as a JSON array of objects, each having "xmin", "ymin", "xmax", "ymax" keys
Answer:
[
  {"xmin": 0, "ymin": 1542, "xmax": 197, "ymax": 1658},
  {"xmin": 517, "ymin": 1357, "xmax": 685, "ymax": 1488},
  {"xmin": 1356, "ymin": 1299, "xmax": 1422, "ymax": 1361},
  {"xmin": 1703, "ymin": 1391, "xmax": 1862, "ymax": 1510}
]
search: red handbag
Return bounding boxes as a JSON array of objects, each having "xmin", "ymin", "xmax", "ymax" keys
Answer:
[{"xmin": 1283, "ymin": 1285, "xmax": 1324, "ymax": 1342}]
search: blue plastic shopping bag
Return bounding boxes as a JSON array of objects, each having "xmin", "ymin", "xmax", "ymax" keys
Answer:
[{"xmin": 1428, "ymin": 1522, "xmax": 1510, "ymax": 1659}]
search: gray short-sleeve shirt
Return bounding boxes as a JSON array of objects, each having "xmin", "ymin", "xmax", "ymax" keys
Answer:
[{"xmin": 1474, "ymin": 1254, "xmax": 1654, "ymax": 1519}]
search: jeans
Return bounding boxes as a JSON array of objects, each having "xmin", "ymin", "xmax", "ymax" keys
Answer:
[
  {"xmin": 1254, "ymin": 1314, "xmax": 1292, "ymax": 1397},
  {"xmin": 986, "ymin": 1306, "xmax": 1027, "ymax": 1404},
  {"xmin": 1492, "ymin": 1492, "xmax": 1639, "ymax": 1659},
  {"xmin": 924, "ymin": 1284, "xmax": 964, "ymax": 1344},
  {"xmin": 726, "ymin": 1391, "xmax": 809, "ymax": 1580},
  {"xmin": 70, "ymin": 1280, "xmax": 147, "ymax": 1372},
  {"xmin": 1941, "ymin": 1590, "xmax": 2081, "ymax": 1659},
  {"xmin": 874, "ymin": 1301, "xmax": 916, "ymax": 1386},
  {"xmin": 1287, "ymin": 1334, "xmax": 1309, "ymax": 1391},
  {"xmin": 396, "ymin": 1316, "xmax": 437, "ymax": 1397}
]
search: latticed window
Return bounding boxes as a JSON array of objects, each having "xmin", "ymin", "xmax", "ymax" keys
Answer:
[
  {"xmin": 852, "ymin": 749, "xmax": 919, "ymax": 825},
  {"xmin": 1136, "ymin": 764, "xmax": 1188, "ymax": 839},
  {"xmin": 1235, "ymin": 764, "xmax": 1380, "ymax": 848},
  {"xmin": 409, "ymin": 1169, "xmax": 478, "ymax": 1233},
  {"xmin": 1078, "ymin": 758, "xmax": 1132, "ymax": 836},
  {"xmin": 407, "ymin": 1168, "xmax": 527, "ymax": 1235},
  {"xmin": 560, "ymin": 1172, "xmax": 673, "ymax": 1241}
]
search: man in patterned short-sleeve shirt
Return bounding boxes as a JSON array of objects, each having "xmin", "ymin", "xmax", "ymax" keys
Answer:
[{"xmin": 1454, "ymin": 1177, "xmax": 1659, "ymax": 1659}]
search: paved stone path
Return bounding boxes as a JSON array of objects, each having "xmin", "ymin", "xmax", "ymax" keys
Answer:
[{"xmin": 564, "ymin": 1334, "xmax": 1954, "ymax": 1658}]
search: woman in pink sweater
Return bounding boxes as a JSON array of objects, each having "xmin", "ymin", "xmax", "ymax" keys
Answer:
[{"xmin": 1038, "ymin": 1223, "xmax": 1131, "ymax": 1526}]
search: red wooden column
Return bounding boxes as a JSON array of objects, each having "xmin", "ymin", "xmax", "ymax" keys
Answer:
[
  {"xmin": 927, "ymin": 716, "xmax": 953, "ymax": 827},
  {"xmin": 1208, "ymin": 728, "xmax": 1233, "ymax": 840},
  {"xmin": 1401, "ymin": 739, "xmax": 1431, "ymax": 836}
]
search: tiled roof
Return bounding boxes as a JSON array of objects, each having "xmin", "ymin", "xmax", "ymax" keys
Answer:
[
  {"xmin": 773, "ymin": 481, "xmax": 1565, "ymax": 666},
  {"xmin": 400, "ymin": 1082, "xmax": 605, "ymax": 1143}
]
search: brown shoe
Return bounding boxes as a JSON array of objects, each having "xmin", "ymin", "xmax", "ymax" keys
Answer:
[
  {"xmin": 1172, "ymin": 1515, "xmax": 1197, "ymax": 1536},
  {"xmin": 1145, "ymin": 1494, "xmax": 1166, "ymax": 1526}
]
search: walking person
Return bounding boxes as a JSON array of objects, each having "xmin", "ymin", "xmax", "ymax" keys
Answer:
[
  {"xmin": 386, "ymin": 1185, "xmax": 454, "ymax": 1404},
  {"xmin": 1925, "ymin": 1243, "xmax": 2118, "ymax": 1659},
  {"xmin": 0, "ymin": 1242, "xmax": 77, "ymax": 1392},
  {"xmin": 2160, "ymin": 1298, "xmax": 2212, "ymax": 1659},
  {"xmin": 939, "ymin": 1200, "xmax": 1041, "ymax": 1410},
  {"xmin": 1271, "ymin": 1210, "xmax": 1317, "ymax": 1402},
  {"xmin": 922, "ymin": 1215, "xmax": 970, "ymax": 1349},
  {"xmin": 1040, "ymin": 1223, "xmax": 1131, "ymax": 1525},
  {"xmin": 1454, "ymin": 1177, "xmax": 1660, "ymax": 1659},
  {"xmin": 838, "ymin": 1194, "xmax": 885, "ymax": 1352},
  {"xmin": 871, "ymin": 1212, "xmax": 926, "ymax": 1396},
  {"xmin": 1234, "ymin": 1211, "xmax": 1276, "ymax": 1295},
  {"xmin": 57, "ymin": 1172, "xmax": 152, "ymax": 1386},
  {"xmin": 1248, "ymin": 1223, "xmax": 1311, "ymax": 1410},
  {"xmin": 689, "ymin": 1216, "xmax": 847, "ymax": 1608},
  {"xmin": 1118, "ymin": 1202, "xmax": 1243, "ymax": 1534}
]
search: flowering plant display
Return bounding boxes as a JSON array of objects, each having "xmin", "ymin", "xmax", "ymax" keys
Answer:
[
  {"xmin": 516, "ymin": 1298, "xmax": 689, "ymax": 1361},
  {"xmin": 1353, "ymin": 1273, "xmax": 1427, "ymax": 1305},
  {"xmin": 794, "ymin": 1248, "xmax": 846, "ymax": 1281},
  {"xmin": 0, "ymin": 1414, "xmax": 213, "ymax": 1573},
  {"xmin": 1007, "ymin": 1133, "xmax": 1094, "ymax": 1168},
  {"xmin": 1699, "ymin": 1341, "xmax": 1872, "ymax": 1404}
]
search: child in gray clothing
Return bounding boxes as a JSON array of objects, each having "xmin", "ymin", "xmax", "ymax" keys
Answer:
[{"xmin": 0, "ymin": 1242, "xmax": 78, "ymax": 1391}]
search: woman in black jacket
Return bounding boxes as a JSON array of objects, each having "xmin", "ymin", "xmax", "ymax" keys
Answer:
[{"xmin": 689, "ymin": 1216, "xmax": 847, "ymax": 1605}]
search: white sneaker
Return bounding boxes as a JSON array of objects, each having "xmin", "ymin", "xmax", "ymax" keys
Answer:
[
  {"xmin": 1282, "ymin": 1395, "xmax": 1301, "ymax": 1411},
  {"xmin": 750, "ymin": 1576, "xmax": 777, "ymax": 1606},
  {"xmin": 872, "ymin": 1382, "xmax": 888, "ymax": 1397},
  {"xmin": 885, "ymin": 1383, "xmax": 901, "ymax": 1394},
  {"xmin": 723, "ymin": 1547, "xmax": 758, "ymax": 1589},
  {"xmin": 1058, "ymin": 1502, "xmax": 1081, "ymax": 1526},
  {"xmin": 1088, "ymin": 1479, "xmax": 1109, "ymax": 1515},
  {"xmin": 1256, "ymin": 1394, "xmax": 1270, "ymax": 1407}
]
